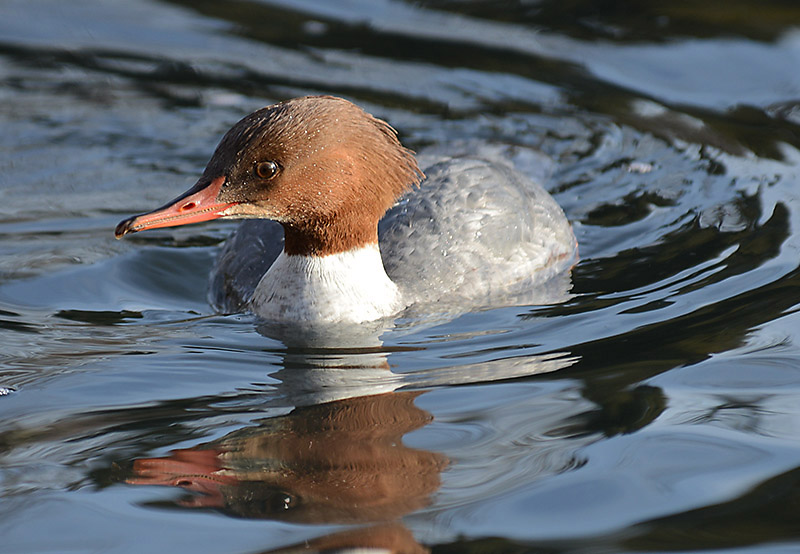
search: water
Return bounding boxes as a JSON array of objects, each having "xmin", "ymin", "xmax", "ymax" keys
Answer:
[{"xmin": 2, "ymin": 1, "xmax": 800, "ymax": 552}]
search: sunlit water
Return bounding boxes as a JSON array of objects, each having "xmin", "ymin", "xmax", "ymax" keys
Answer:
[{"xmin": 2, "ymin": 1, "xmax": 800, "ymax": 552}]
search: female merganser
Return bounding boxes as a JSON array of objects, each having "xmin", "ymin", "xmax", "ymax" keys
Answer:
[{"xmin": 116, "ymin": 96, "xmax": 577, "ymax": 323}]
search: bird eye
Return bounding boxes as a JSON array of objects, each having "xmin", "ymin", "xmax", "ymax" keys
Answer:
[{"xmin": 255, "ymin": 160, "xmax": 280, "ymax": 180}]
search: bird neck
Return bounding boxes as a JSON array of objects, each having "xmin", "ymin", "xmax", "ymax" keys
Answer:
[{"xmin": 250, "ymin": 244, "xmax": 403, "ymax": 323}]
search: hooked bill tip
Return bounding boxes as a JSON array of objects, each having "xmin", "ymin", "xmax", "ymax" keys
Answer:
[{"xmin": 114, "ymin": 217, "xmax": 137, "ymax": 239}]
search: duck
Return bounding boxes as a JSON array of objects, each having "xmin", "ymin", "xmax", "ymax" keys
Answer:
[{"xmin": 115, "ymin": 95, "xmax": 577, "ymax": 324}]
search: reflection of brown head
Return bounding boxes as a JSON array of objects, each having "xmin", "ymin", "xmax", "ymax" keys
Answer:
[
  {"xmin": 259, "ymin": 522, "xmax": 428, "ymax": 554},
  {"xmin": 128, "ymin": 391, "xmax": 447, "ymax": 523}
]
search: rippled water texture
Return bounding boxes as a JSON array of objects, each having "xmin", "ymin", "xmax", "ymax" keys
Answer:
[{"xmin": 2, "ymin": 1, "xmax": 800, "ymax": 552}]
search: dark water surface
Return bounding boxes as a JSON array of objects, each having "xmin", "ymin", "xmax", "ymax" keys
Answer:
[{"xmin": 2, "ymin": 1, "xmax": 800, "ymax": 552}]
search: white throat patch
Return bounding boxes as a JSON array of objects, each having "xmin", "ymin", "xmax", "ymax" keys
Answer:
[{"xmin": 250, "ymin": 245, "xmax": 404, "ymax": 323}]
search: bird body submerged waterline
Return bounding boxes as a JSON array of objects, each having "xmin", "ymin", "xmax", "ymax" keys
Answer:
[{"xmin": 116, "ymin": 96, "xmax": 577, "ymax": 323}]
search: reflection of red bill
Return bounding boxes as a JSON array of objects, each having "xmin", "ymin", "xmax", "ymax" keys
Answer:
[{"xmin": 127, "ymin": 448, "xmax": 235, "ymax": 508}]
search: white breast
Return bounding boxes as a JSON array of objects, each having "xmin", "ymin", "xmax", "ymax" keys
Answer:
[{"xmin": 249, "ymin": 245, "xmax": 404, "ymax": 323}]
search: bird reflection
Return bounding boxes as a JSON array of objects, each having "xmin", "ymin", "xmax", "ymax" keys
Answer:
[
  {"xmin": 127, "ymin": 390, "xmax": 446, "ymax": 524},
  {"xmin": 124, "ymin": 321, "xmax": 574, "ymax": 551},
  {"xmin": 123, "ymin": 320, "xmax": 447, "ymax": 551}
]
